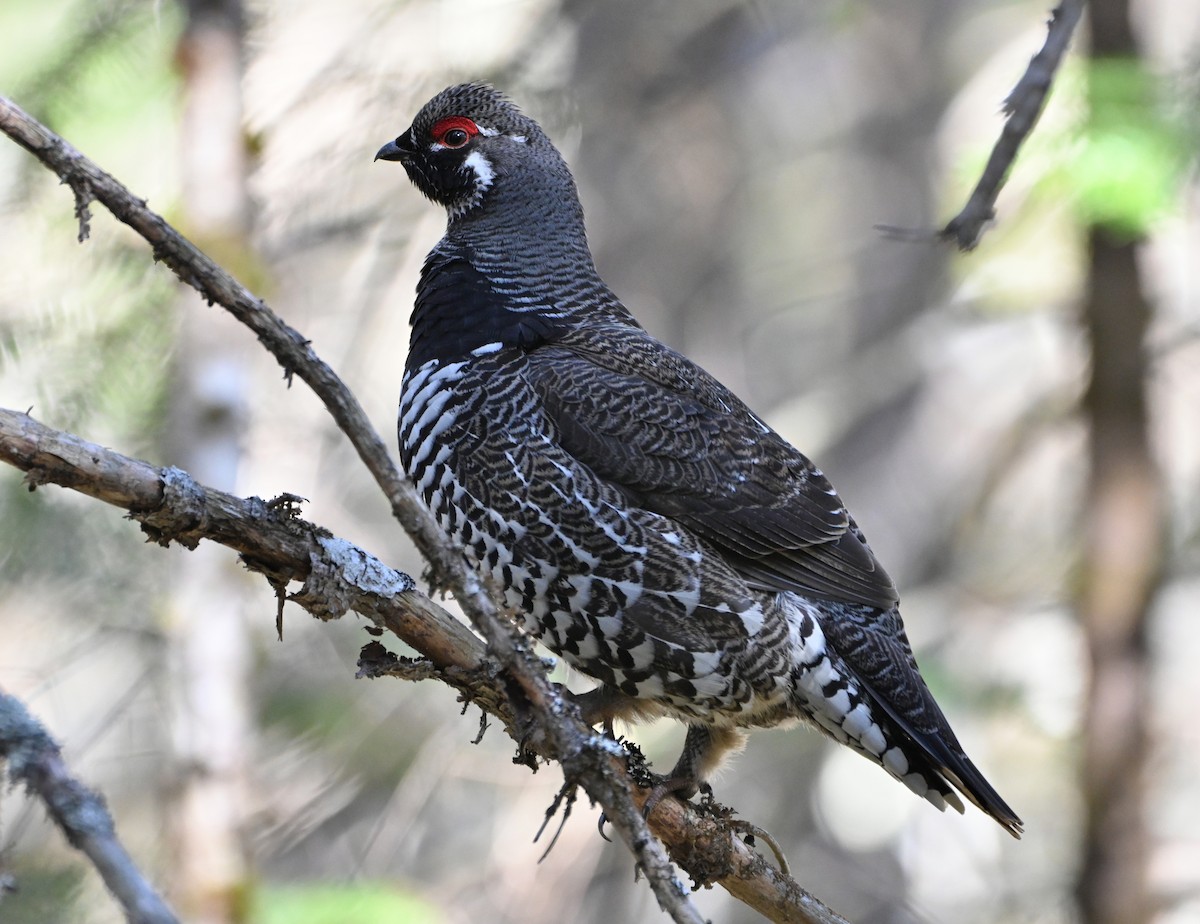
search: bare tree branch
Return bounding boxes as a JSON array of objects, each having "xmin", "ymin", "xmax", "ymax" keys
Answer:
[
  {"xmin": 0, "ymin": 406, "xmax": 479, "ymax": 670},
  {"xmin": 0, "ymin": 85, "xmax": 856, "ymax": 920},
  {"xmin": 0, "ymin": 406, "xmax": 851, "ymax": 924},
  {"xmin": 940, "ymin": 0, "xmax": 1085, "ymax": 250},
  {"xmin": 0, "ymin": 687, "xmax": 180, "ymax": 924}
]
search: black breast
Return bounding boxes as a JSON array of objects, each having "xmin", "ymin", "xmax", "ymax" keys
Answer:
[{"xmin": 406, "ymin": 244, "xmax": 566, "ymax": 372}]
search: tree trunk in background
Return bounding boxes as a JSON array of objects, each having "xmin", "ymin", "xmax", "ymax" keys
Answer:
[
  {"xmin": 167, "ymin": 1, "xmax": 252, "ymax": 922},
  {"xmin": 1076, "ymin": 228, "xmax": 1161, "ymax": 924},
  {"xmin": 1075, "ymin": 2, "xmax": 1165, "ymax": 921}
]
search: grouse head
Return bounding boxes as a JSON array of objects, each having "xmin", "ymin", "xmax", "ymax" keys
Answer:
[{"xmin": 376, "ymin": 83, "xmax": 571, "ymax": 221}]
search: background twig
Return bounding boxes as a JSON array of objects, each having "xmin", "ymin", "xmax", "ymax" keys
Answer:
[
  {"xmin": 0, "ymin": 688, "xmax": 180, "ymax": 924},
  {"xmin": 940, "ymin": 0, "xmax": 1085, "ymax": 249}
]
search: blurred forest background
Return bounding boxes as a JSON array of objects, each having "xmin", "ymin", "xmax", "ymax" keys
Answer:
[{"xmin": 2, "ymin": 0, "xmax": 1199, "ymax": 922}]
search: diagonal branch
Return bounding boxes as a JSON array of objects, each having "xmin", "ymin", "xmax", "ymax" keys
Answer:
[
  {"xmin": 940, "ymin": 0, "xmax": 1085, "ymax": 250},
  {"xmin": 0, "ymin": 688, "xmax": 180, "ymax": 924},
  {"xmin": 0, "ymin": 406, "xmax": 850, "ymax": 924},
  {"xmin": 0, "ymin": 86, "xmax": 853, "ymax": 924}
]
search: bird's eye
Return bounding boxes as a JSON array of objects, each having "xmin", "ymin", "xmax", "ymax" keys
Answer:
[{"xmin": 431, "ymin": 116, "xmax": 480, "ymax": 149}]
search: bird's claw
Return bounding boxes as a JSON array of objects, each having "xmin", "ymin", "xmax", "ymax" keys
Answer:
[
  {"xmin": 729, "ymin": 819, "xmax": 790, "ymax": 875},
  {"xmin": 640, "ymin": 775, "xmax": 698, "ymax": 821}
]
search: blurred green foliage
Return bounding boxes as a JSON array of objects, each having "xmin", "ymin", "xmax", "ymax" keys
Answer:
[
  {"xmin": 251, "ymin": 882, "xmax": 442, "ymax": 924},
  {"xmin": 0, "ymin": 0, "xmax": 181, "ymax": 166},
  {"xmin": 1, "ymin": 0, "xmax": 182, "ymax": 584},
  {"xmin": 1033, "ymin": 57, "xmax": 1191, "ymax": 240},
  {"xmin": 1075, "ymin": 58, "xmax": 1190, "ymax": 237},
  {"xmin": 0, "ymin": 862, "xmax": 87, "ymax": 924}
]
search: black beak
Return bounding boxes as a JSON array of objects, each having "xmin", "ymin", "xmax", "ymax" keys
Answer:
[{"xmin": 375, "ymin": 133, "xmax": 413, "ymax": 163}]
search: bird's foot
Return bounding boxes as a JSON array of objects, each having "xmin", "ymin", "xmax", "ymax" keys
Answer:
[
  {"xmin": 594, "ymin": 774, "xmax": 702, "ymax": 841},
  {"xmin": 535, "ymin": 779, "xmax": 578, "ymax": 861},
  {"xmin": 640, "ymin": 775, "xmax": 703, "ymax": 821}
]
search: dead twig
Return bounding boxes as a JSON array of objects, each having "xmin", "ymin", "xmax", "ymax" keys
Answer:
[
  {"xmin": 880, "ymin": 2, "xmax": 1084, "ymax": 250},
  {"xmin": 940, "ymin": 0, "xmax": 1085, "ymax": 250},
  {"xmin": 0, "ymin": 689, "xmax": 180, "ymax": 924}
]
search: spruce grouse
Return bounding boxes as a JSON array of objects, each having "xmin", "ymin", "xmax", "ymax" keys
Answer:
[{"xmin": 376, "ymin": 83, "xmax": 1022, "ymax": 838}]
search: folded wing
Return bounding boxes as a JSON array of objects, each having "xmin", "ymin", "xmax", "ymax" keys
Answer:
[{"xmin": 525, "ymin": 326, "xmax": 899, "ymax": 610}]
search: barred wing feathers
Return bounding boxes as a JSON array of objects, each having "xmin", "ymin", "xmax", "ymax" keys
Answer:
[{"xmin": 525, "ymin": 326, "xmax": 899, "ymax": 610}]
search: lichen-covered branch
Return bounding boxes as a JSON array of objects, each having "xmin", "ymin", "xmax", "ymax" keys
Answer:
[
  {"xmin": 0, "ymin": 406, "xmax": 484, "ymax": 671},
  {"xmin": 0, "ymin": 407, "xmax": 849, "ymax": 923},
  {"xmin": 0, "ymin": 688, "xmax": 180, "ymax": 924}
]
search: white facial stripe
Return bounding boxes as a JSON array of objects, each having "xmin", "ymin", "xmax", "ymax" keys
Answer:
[{"xmin": 463, "ymin": 150, "xmax": 495, "ymax": 190}]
